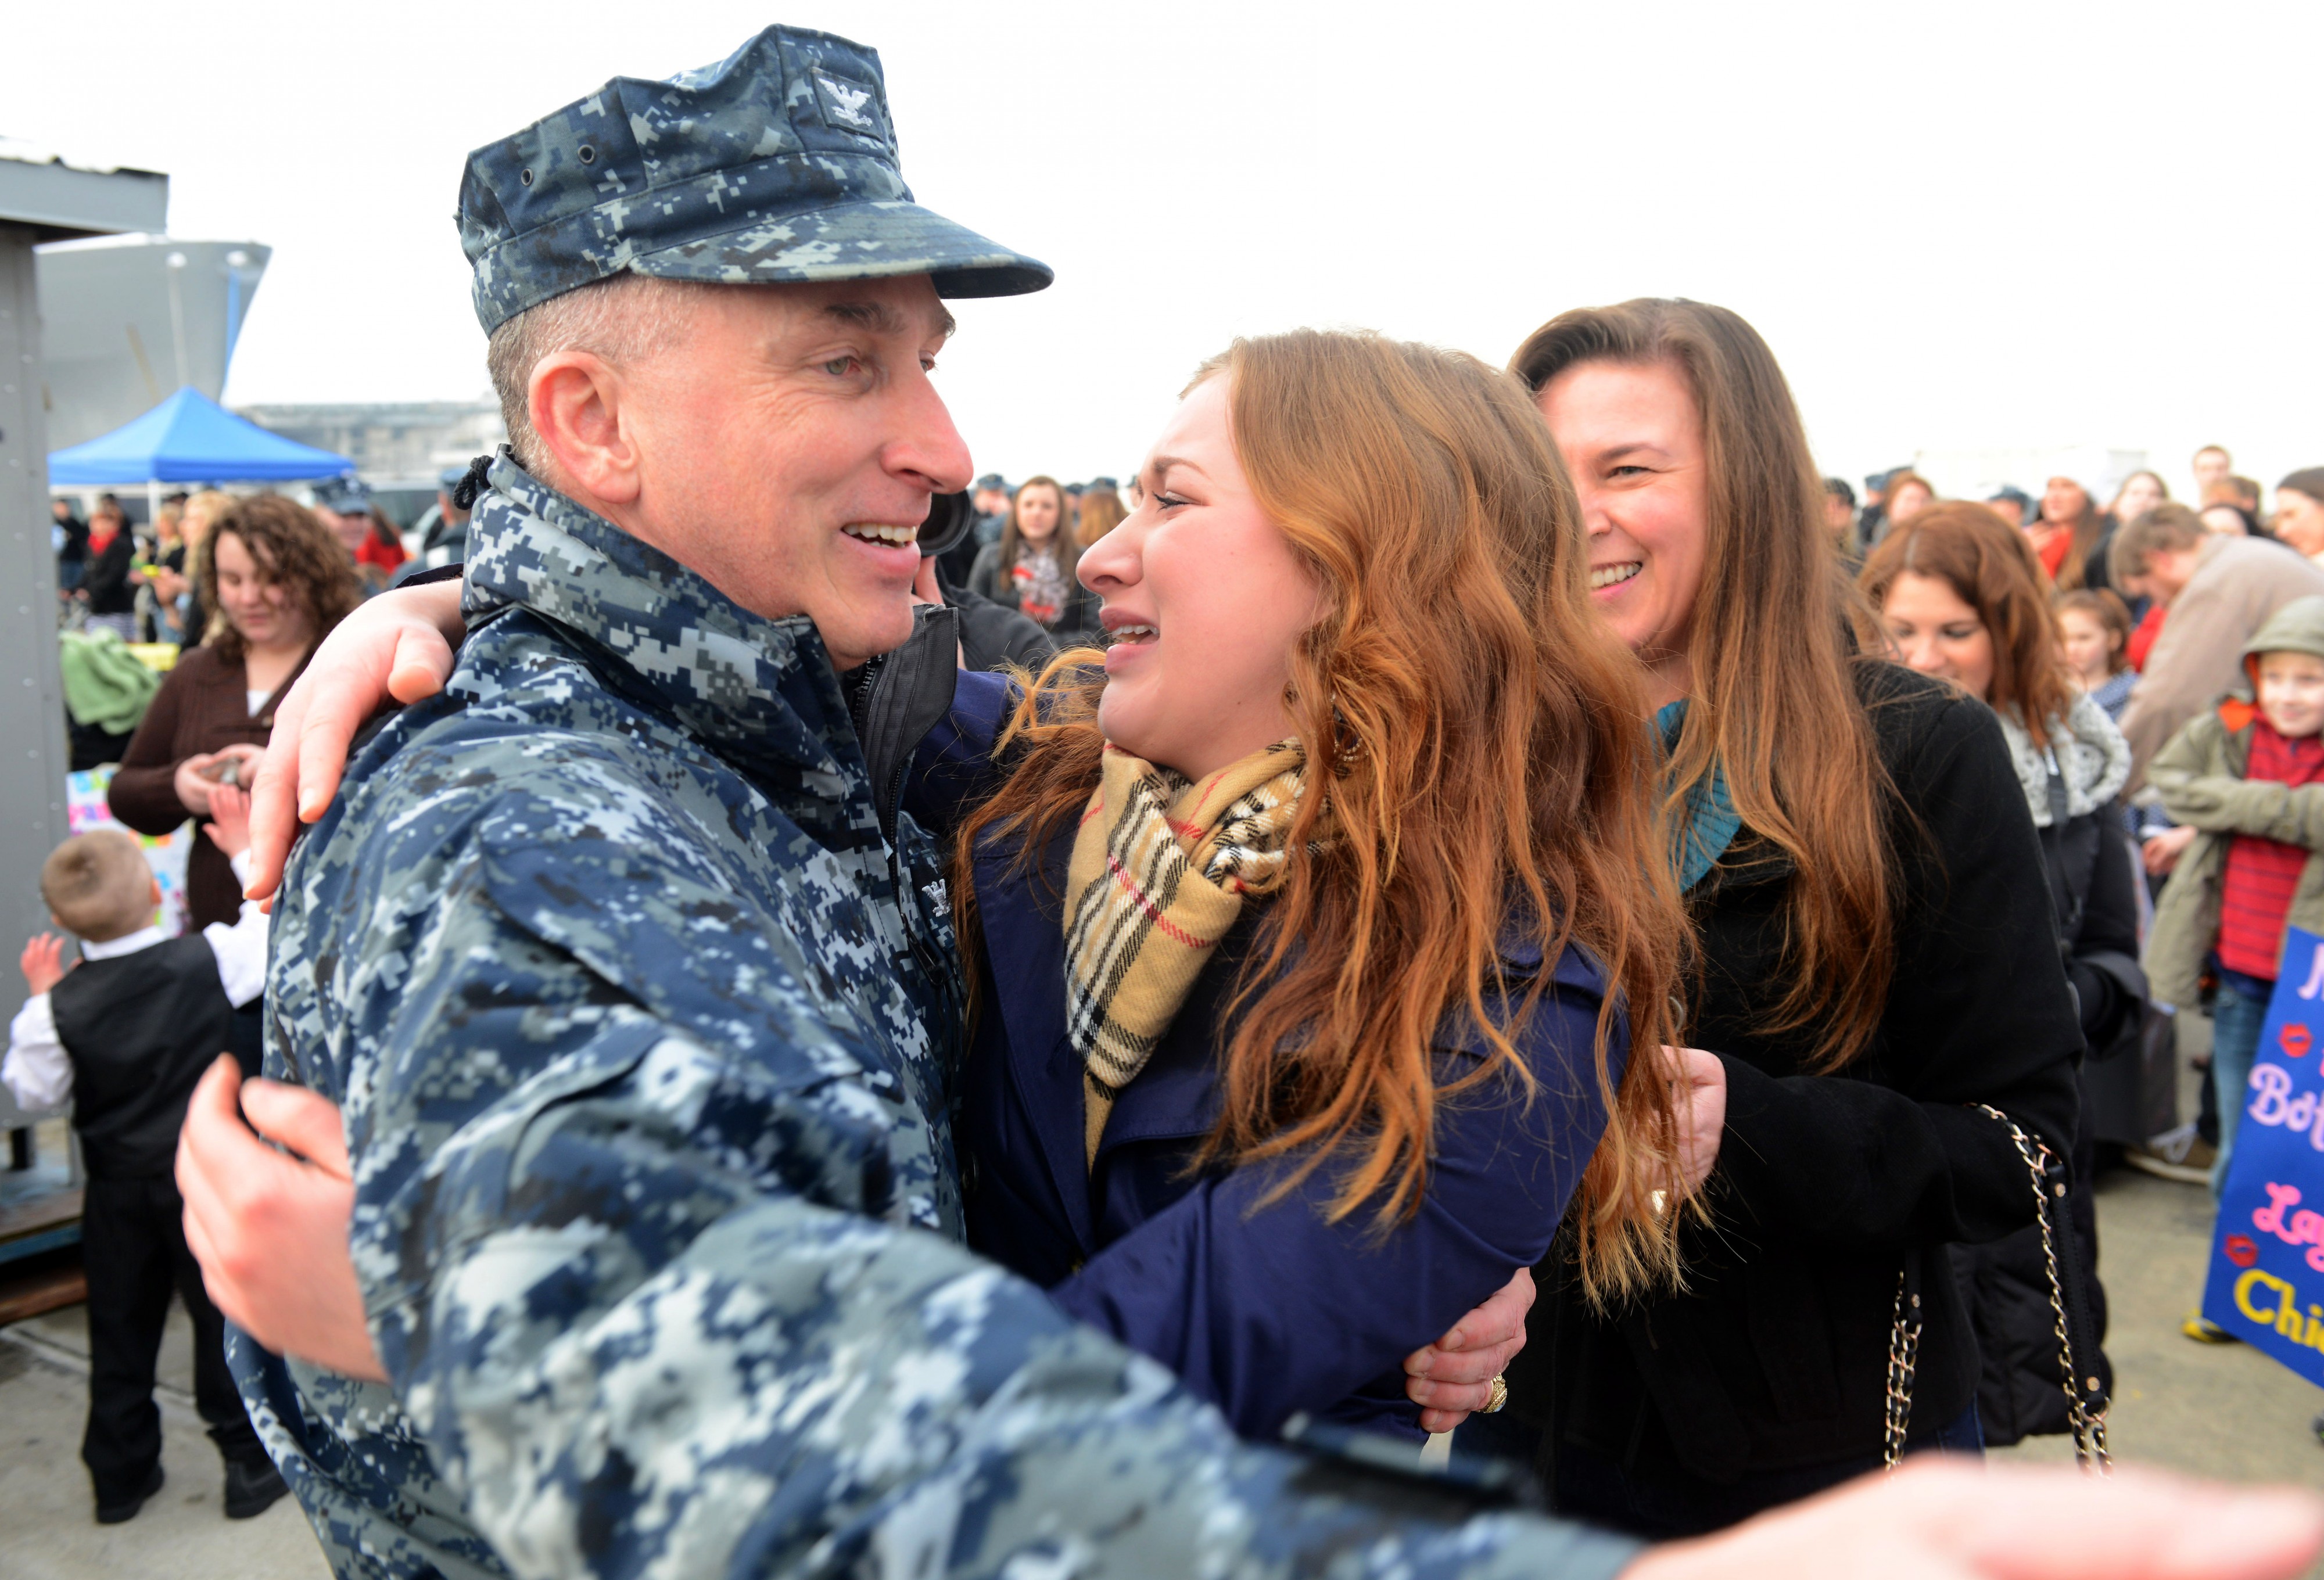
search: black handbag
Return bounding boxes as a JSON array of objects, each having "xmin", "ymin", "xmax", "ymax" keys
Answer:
[{"xmin": 1884, "ymin": 1105, "xmax": 2111, "ymax": 1471}]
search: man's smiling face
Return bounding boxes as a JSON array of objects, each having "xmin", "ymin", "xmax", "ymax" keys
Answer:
[{"xmin": 616, "ymin": 275, "xmax": 973, "ymax": 669}]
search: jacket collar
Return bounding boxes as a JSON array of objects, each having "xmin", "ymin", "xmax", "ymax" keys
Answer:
[{"xmin": 462, "ymin": 456, "xmax": 874, "ymax": 813}]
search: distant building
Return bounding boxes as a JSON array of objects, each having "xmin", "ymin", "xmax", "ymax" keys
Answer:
[{"xmin": 237, "ymin": 401, "xmax": 507, "ymax": 523}]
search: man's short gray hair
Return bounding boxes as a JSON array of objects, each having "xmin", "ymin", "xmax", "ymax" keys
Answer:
[{"xmin": 484, "ymin": 273, "xmax": 715, "ymax": 468}]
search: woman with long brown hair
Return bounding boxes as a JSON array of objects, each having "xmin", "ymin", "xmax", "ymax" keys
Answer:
[
  {"xmin": 1489, "ymin": 300, "xmax": 2084, "ymax": 1534},
  {"xmin": 967, "ymin": 473, "xmax": 1098, "ymax": 638},
  {"xmin": 2031, "ymin": 470, "xmax": 2111, "ymax": 590},
  {"xmin": 1862, "ymin": 504, "xmax": 2142, "ymax": 1446}
]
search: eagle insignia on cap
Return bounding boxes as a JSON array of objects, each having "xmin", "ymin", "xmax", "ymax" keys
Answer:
[{"xmin": 816, "ymin": 74, "xmax": 876, "ymax": 129}]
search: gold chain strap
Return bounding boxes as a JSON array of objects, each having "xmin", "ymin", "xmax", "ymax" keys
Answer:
[
  {"xmin": 1881, "ymin": 1267, "xmax": 1922, "ymax": 1471},
  {"xmin": 1971, "ymin": 1103, "xmax": 2111, "ymax": 1471},
  {"xmin": 1885, "ymin": 1106, "xmax": 2110, "ymax": 1474}
]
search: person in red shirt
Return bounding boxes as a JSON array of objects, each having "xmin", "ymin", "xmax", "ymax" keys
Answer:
[
  {"xmin": 313, "ymin": 477, "xmax": 407, "ymax": 592},
  {"xmin": 351, "ymin": 514, "xmax": 408, "ymax": 580}
]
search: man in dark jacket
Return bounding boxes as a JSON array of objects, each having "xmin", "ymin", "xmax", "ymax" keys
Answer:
[
  {"xmin": 944, "ymin": 569, "xmax": 1055, "ymax": 670},
  {"xmin": 54, "ymin": 497, "xmax": 90, "ymax": 591},
  {"xmin": 80, "ymin": 500, "xmax": 140, "ymax": 640}
]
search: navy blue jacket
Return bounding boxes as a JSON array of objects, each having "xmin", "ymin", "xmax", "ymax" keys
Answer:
[{"xmin": 909, "ymin": 669, "xmax": 1624, "ymax": 1442}]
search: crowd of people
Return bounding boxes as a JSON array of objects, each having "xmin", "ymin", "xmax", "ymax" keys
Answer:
[
  {"xmin": 1841, "ymin": 453, "xmax": 2324, "ymax": 1186},
  {"xmin": 49, "ymin": 466, "xmax": 479, "ymax": 647},
  {"xmin": 6, "ymin": 21, "xmax": 2323, "ymax": 1580}
]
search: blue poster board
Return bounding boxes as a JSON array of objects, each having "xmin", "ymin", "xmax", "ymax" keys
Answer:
[{"xmin": 2202, "ymin": 924, "xmax": 2324, "ymax": 1384}]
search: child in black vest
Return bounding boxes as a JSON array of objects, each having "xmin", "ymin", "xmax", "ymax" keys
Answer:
[{"xmin": 1, "ymin": 788, "xmax": 286, "ymax": 1524}]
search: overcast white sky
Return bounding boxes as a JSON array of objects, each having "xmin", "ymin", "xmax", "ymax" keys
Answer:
[{"xmin": 13, "ymin": 0, "xmax": 2322, "ymax": 503}]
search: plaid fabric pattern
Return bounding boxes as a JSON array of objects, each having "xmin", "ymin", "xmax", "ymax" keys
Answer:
[{"xmin": 1063, "ymin": 739, "xmax": 1306, "ymax": 1165}]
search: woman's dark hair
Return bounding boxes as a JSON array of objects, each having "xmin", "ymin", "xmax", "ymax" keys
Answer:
[
  {"xmin": 2039, "ymin": 476, "xmax": 2107, "ymax": 591},
  {"xmin": 994, "ymin": 476, "xmax": 1079, "ymax": 598},
  {"xmin": 2107, "ymin": 469, "xmax": 2170, "ymax": 519},
  {"xmin": 2200, "ymin": 501, "xmax": 2257, "ymax": 537},
  {"xmin": 2279, "ymin": 467, "xmax": 2324, "ymax": 506},
  {"xmin": 2053, "ymin": 588, "xmax": 2134, "ymax": 676},
  {"xmin": 195, "ymin": 493, "xmax": 361, "ymax": 660},
  {"xmin": 1509, "ymin": 299, "xmax": 1894, "ymax": 1074},
  {"xmin": 1860, "ymin": 502, "xmax": 2079, "ymax": 746}
]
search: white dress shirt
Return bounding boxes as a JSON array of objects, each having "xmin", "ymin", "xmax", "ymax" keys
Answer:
[{"xmin": 1, "ymin": 850, "xmax": 268, "ymax": 1114}]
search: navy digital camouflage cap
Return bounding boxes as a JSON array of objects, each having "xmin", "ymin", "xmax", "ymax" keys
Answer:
[
  {"xmin": 457, "ymin": 25, "xmax": 1052, "ymax": 333},
  {"xmin": 313, "ymin": 475, "xmax": 371, "ymax": 515}
]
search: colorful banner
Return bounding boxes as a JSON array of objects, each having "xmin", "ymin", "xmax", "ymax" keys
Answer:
[
  {"xmin": 2203, "ymin": 924, "xmax": 2324, "ymax": 1385},
  {"xmin": 63, "ymin": 765, "xmax": 190, "ymax": 939}
]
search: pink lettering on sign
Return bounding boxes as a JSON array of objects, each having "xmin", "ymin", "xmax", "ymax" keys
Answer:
[
  {"xmin": 2249, "ymin": 1065, "xmax": 2324, "ymax": 1152},
  {"xmin": 2254, "ymin": 1182, "xmax": 2324, "ymax": 1273}
]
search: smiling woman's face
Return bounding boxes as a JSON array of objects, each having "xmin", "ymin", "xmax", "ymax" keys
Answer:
[
  {"xmin": 1534, "ymin": 358, "xmax": 1709, "ymax": 706},
  {"xmin": 1880, "ymin": 570, "xmax": 1995, "ymax": 701},
  {"xmin": 1014, "ymin": 483, "xmax": 1061, "ymax": 545},
  {"xmin": 1079, "ymin": 375, "xmax": 1324, "ymax": 781}
]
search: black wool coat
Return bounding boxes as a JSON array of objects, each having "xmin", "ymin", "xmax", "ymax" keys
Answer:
[{"xmin": 1507, "ymin": 661, "xmax": 2083, "ymax": 1489}]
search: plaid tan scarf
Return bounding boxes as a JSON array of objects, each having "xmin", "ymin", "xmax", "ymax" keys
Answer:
[{"xmin": 1063, "ymin": 739, "xmax": 1307, "ymax": 1165}]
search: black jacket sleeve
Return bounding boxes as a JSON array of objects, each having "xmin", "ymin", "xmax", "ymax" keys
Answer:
[
  {"xmin": 943, "ymin": 577, "xmax": 1058, "ymax": 674},
  {"xmin": 1708, "ymin": 677, "xmax": 2084, "ymax": 1255},
  {"xmin": 107, "ymin": 657, "xmax": 198, "ymax": 834},
  {"xmin": 966, "ymin": 541, "xmax": 1005, "ymax": 605},
  {"xmin": 83, "ymin": 532, "xmax": 136, "ymax": 613},
  {"xmin": 2064, "ymin": 817, "xmax": 2143, "ymax": 1052}
]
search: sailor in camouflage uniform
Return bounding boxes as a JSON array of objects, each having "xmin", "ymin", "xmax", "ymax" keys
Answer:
[{"xmin": 231, "ymin": 25, "xmax": 1644, "ymax": 1580}]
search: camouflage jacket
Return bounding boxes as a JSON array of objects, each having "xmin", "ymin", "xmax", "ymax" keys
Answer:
[{"xmin": 232, "ymin": 458, "xmax": 1642, "ymax": 1580}]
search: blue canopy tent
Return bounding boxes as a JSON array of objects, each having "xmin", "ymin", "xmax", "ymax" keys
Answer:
[{"xmin": 48, "ymin": 387, "xmax": 352, "ymax": 505}]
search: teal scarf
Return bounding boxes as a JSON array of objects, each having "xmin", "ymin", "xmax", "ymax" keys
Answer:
[{"xmin": 1656, "ymin": 699, "xmax": 1741, "ymax": 893}]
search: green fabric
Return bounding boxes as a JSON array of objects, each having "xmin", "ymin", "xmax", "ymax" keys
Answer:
[
  {"xmin": 1656, "ymin": 698, "xmax": 1741, "ymax": 892},
  {"xmin": 58, "ymin": 629, "xmax": 160, "ymax": 734},
  {"xmin": 2241, "ymin": 594, "xmax": 2324, "ymax": 666},
  {"xmin": 2144, "ymin": 705, "xmax": 2324, "ymax": 1007}
]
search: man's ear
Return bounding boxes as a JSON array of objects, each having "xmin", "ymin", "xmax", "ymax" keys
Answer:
[
  {"xmin": 530, "ymin": 351, "xmax": 641, "ymax": 508},
  {"xmin": 149, "ymin": 875, "xmax": 162, "ymax": 906}
]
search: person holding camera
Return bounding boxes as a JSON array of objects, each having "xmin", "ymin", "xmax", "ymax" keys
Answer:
[{"xmin": 107, "ymin": 495, "xmax": 359, "ymax": 933}]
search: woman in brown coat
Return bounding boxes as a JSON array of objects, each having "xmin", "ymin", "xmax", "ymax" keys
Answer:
[{"xmin": 109, "ymin": 495, "xmax": 359, "ymax": 931}]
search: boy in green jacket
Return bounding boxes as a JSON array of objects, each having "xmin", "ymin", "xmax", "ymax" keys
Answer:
[{"xmin": 2145, "ymin": 595, "xmax": 2324, "ymax": 1336}]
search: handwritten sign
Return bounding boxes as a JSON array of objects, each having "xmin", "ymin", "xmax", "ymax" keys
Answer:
[{"xmin": 2203, "ymin": 924, "xmax": 2324, "ymax": 1384}]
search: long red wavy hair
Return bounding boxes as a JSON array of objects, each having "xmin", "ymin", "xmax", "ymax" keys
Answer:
[{"xmin": 952, "ymin": 329, "xmax": 1690, "ymax": 1301}]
